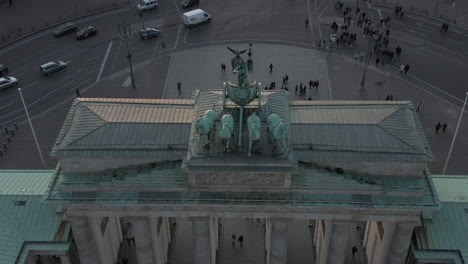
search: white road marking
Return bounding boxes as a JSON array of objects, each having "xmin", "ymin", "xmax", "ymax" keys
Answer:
[
  {"xmin": 0, "ymin": 103, "xmax": 13, "ymax": 111},
  {"xmin": 69, "ymin": 79, "xmax": 91, "ymax": 91},
  {"xmin": 109, "ymin": 37, "xmax": 124, "ymax": 79},
  {"xmin": 307, "ymin": 0, "xmax": 315, "ymax": 40},
  {"xmin": 447, "ymin": 38, "xmax": 465, "ymax": 46},
  {"xmin": 174, "ymin": 24, "xmax": 183, "ymax": 49},
  {"xmin": 122, "ymin": 76, "xmax": 132, "ymax": 87},
  {"xmin": 416, "ymin": 22, "xmax": 437, "ymax": 31},
  {"xmin": 21, "ymin": 81, "xmax": 38, "ymax": 90},
  {"xmin": 161, "ymin": 55, "xmax": 174, "ymax": 99},
  {"xmin": 152, "ymin": 35, "xmax": 161, "ymax": 57},
  {"xmin": 377, "ymin": 9, "xmax": 383, "ymax": 19},
  {"xmin": 324, "ymin": 54, "xmax": 333, "ymax": 100},
  {"xmin": 85, "ymin": 56, "xmax": 100, "ymax": 62},
  {"xmin": 96, "ymin": 41, "xmax": 113, "ymax": 82}
]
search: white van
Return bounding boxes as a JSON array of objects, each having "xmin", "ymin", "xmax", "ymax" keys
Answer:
[
  {"xmin": 182, "ymin": 9, "xmax": 211, "ymax": 28},
  {"xmin": 137, "ymin": 0, "xmax": 158, "ymax": 11}
]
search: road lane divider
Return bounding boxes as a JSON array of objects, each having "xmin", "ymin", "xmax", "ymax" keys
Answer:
[{"xmin": 96, "ymin": 41, "xmax": 114, "ymax": 82}]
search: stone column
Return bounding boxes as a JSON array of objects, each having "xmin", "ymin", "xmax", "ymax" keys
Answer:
[
  {"xmin": 69, "ymin": 216, "xmax": 100, "ymax": 264},
  {"xmin": 150, "ymin": 217, "xmax": 166, "ymax": 264},
  {"xmin": 316, "ymin": 219, "xmax": 332, "ymax": 264},
  {"xmin": 191, "ymin": 217, "xmax": 212, "ymax": 264},
  {"xmin": 59, "ymin": 255, "xmax": 72, "ymax": 264},
  {"xmin": 376, "ymin": 221, "xmax": 396, "ymax": 264},
  {"xmin": 387, "ymin": 223, "xmax": 415, "ymax": 264},
  {"xmin": 327, "ymin": 221, "xmax": 352, "ymax": 264},
  {"xmin": 87, "ymin": 216, "xmax": 113, "ymax": 264},
  {"xmin": 269, "ymin": 219, "xmax": 289, "ymax": 264},
  {"xmin": 124, "ymin": 217, "xmax": 155, "ymax": 264}
]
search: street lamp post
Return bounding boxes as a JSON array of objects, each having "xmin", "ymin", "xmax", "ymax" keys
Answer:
[
  {"xmin": 118, "ymin": 21, "xmax": 136, "ymax": 89},
  {"xmin": 17, "ymin": 88, "xmax": 46, "ymax": 168},
  {"xmin": 434, "ymin": 0, "xmax": 441, "ymax": 17},
  {"xmin": 442, "ymin": 92, "xmax": 468, "ymax": 174}
]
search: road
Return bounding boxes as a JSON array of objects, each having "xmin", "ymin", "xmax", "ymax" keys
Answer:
[{"xmin": 0, "ymin": 0, "xmax": 467, "ymax": 174}]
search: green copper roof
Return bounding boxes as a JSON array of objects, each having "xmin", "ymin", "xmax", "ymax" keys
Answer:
[
  {"xmin": 412, "ymin": 175, "xmax": 468, "ymax": 263},
  {"xmin": 0, "ymin": 170, "xmax": 67, "ymax": 264}
]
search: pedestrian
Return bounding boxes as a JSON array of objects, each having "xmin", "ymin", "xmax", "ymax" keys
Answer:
[
  {"xmin": 435, "ymin": 122, "xmax": 442, "ymax": 133},
  {"xmin": 231, "ymin": 234, "xmax": 236, "ymax": 247},
  {"xmin": 305, "ymin": 19, "xmax": 309, "ymax": 28},
  {"xmin": 442, "ymin": 122, "xmax": 448, "ymax": 132},
  {"xmin": 396, "ymin": 46, "xmax": 401, "ymax": 56},
  {"xmin": 9, "ymin": 0, "xmax": 14, "ymax": 7},
  {"xmin": 376, "ymin": 58, "xmax": 380, "ymax": 66},
  {"xmin": 269, "ymin": 63, "xmax": 273, "ymax": 73},
  {"xmin": 282, "ymin": 77, "xmax": 286, "ymax": 86},
  {"xmin": 416, "ymin": 102, "xmax": 422, "ymax": 112},
  {"xmin": 315, "ymin": 80, "xmax": 319, "ymax": 90},
  {"xmin": 75, "ymin": 88, "xmax": 81, "ymax": 97},
  {"xmin": 389, "ymin": 94, "xmax": 394, "ymax": 101},
  {"xmin": 352, "ymin": 246, "xmax": 358, "ymax": 260},
  {"xmin": 295, "ymin": 85, "xmax": 298, "ymax": 95},
  {"xmin": 400, "ymin": 64, "xmax": 405, "ymax": 74},
  {"xmin": 360, "ymin": 51, "xmax": 365, "ymax": 61},
  {"xmin": 440, "ymin": 23, "xmax": 446, "ymax": 32},
  {"xmin": 177, "ymin": 82, "xmax": 182, "ymax": 95},
  {"xmin": 221, "ymin": 63, "xmax": 226, "ymax": 72},
  {"xmin": 248, "ymin": 50, "xmax": 252, "ymax": 58},
  {"xmin": 238, "ymin": 235, "xmax": 244, "ymax": 247},
  {"xmin": 445, "ymin": 23, "xmax": 449, "ymax": 32},
  {"xmin": 285, "ymin": 75, "xmax": 289, "ymax": 83},
  {"xmin": 385, "ymin": 95, "xmax": 389, "ymax": 101},
  {"xmin": 309, "ymin": 80, "xmax": 313, "ymax": 89},
  {"xmin": 308, "ymin": 97, "xmax": 312, "ymax": 100},
  {"xmin": 354, "ymin": 52, "xmax": 359, "ymax": 60},
  {"xmin": 404, "ymin": 64, "xmax": 410, "ymax": 74},
  {"xmin": 122, "ymin": 257, "xmax": 129, "ymax": 264}
]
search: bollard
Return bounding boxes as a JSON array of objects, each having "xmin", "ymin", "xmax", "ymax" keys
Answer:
[
  {"xmin": 14, "ymin": 123, "xmax": 18, "ymax": 129},
  {"xmin": 3, "ymin": 143, "xmax": 7, "ymax": 150},
  {"xmin": 10, "ymin": 129, "xmax": 14, "ymax": 136},
  {"xmin": 4, "ymin": 126, "xmax": 8, "ymax": 133},
  {"xmin": 6, "ymin": 136, "xmax": 10, "ymax": 143},
  {"xmin": 162, "ymin": 42, "xmax": 166, "ymax": 49}
]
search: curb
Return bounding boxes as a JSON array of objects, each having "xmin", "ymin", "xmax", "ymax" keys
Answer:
[
  {"xmin": 0, "ymin": 3, "xmax": 130, "ymax": 50},
  {"xmin": 371, "ymin": 2, "xmax": 468, "ymax": 31}
]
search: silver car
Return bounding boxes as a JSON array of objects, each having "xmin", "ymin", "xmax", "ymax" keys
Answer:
[
  {"xmin": 0, "ymin": 77, "xmax": 18, "ymax": 90},
  {"xmin": 39, "ymin": 61, "xmax": 67, "ymax": 75}
]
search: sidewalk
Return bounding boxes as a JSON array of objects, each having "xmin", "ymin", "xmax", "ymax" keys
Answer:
[{"xmin": 0, "ymin": 0, "xmax": 128, "ymax": 46}]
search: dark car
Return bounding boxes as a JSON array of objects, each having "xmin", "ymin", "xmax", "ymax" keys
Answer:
[
  {"xmin": 53, "ymin": 22, "xmax": 77, "ymax": 37},
  {"xmin": 76, "ymin": 26, "xmax": 97, "ymax": 40},
  {"xmin": 181, "ymin": 0, "xmax": 199, "ymax": 8},
  {"xmin": 0, "ymin": 64, "xmax": 8, "ymax": 76},
  {"xmin": 139, "ymin": 27, "xmax": 161, "ymax": 40}
]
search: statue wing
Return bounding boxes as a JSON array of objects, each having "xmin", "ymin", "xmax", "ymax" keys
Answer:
[
  {"xmin": 227, "ymin": 47, "xmax": 237, "ymax": 54},
  {"xmin": 238, "ymin": 49, "xmax": 247, "ymax": 54}
]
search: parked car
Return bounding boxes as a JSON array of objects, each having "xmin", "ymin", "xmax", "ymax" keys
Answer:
[
  {"xmin": 137, "ymin": 0, "xmax": 158, "ymax": 11},
  {"xmin": 53, "ymin": 22, "xmax": 77, "ymax": 37},
  {"xmin": 139, "ymin": 27, "xmax": 161, "ymax": 40},
  {"xmin": 181, "ymin": 9, "xmax": 211, "ymax": 28},
  {"xmin": 181, "ymin": 0, "xmax": 199, "ymax": 8},
  {"xmin": 0, "ymin": 77, "xmax": 18, "ymax": 90},
  {"xmin": 0, "ymin": 64, "xmax": 8, "ymax": 76},
  {"xmin": 39, "ymin": 61, "xmax": 67, "ymax": 75},
  {"xmin": 76, "ymin": 26, "xmax": 97, "ymax": 40}
]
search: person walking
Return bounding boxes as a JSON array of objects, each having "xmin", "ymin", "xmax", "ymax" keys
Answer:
[
  {"xmin": 352, "ymin": 246, "xmax": 358, "ymax": 261},
  {"xmin": 9, "ymin": 0, "xmax": 13, "ymax": 7},
  {"xmin": 231, "ymin": 234, "xmax": 236, "ymax": 247},
  {"xmin": 238, "ymin": 235, "xmax": 244, "ymax": 247},
  {"xmin": 177, "ymin": 82, "xmax": 182, "ymax": 95},
  {"xmin": 285, "ymin": 74, "xmax": 289, "ymax": 84},
  {"xmin": 416, "ymin": 102, "xmax": 422, "ymax": 112},
  {"xmin": 269, "ymin": 63, "xmax": 273, "ymax": 73},
  {"xmin": 400, "ymin": 64, "xmax": 405, "ymax": 74},
  {"xmin": 442, "ymin": 122, "xmax": 448, "ymax": 132},
  {"xmin": 309, "ymin": 80, "xmax": 313, "ymax": 90},
  {"xmin": 315, "ymin": 80, "xmax": 319, "ymax": 90},
  {"xmin": 435, "ymin": 122, "xmax": 442, "ymax": 133},
  {"xmin": 376, "ymin": 58, "xmax": 380, "ymax": 66},
  {"xmin": 75, "ymin": 88, "xmax": 81, "ymax": 97},
  {"xmin": 389, "ymin": 94, "xmax": 394, "ymax": 101},
  {"xmin": 396, "ymin": 46, "xmax": 401, "ymax": 56},
  {"xmin": 221, "ymin": 63, "xmax": 226, "ymax": 72},
  {"xmin": 295, "ymin": 85, "xmax": 298, "ymax": 95},
  {"xmin": 404, "ymin": 64, "xmax": 410, "ymax": 74},
  {"xmin": 305, "ymin": 19, "xmax": 309, "ymax": 28}
]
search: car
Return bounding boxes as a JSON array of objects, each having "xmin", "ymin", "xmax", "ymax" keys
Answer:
[
  {"xmin": 137, "ymin": 0, "xmax": 158, "ymax": 11},
  {"xmin": 0, "ymin": 64, "xmax": 8, "ymax": 76},
  {"xmin": 39, "ymin": 61, "xmax": 67, "ymax": 75},
  {"xmin": 181, "ymin": 0, "xmax": 199, "ymax": 8},
  {"xmin": 0, "ymin": 77, "xmax": 18, "ymax": 90},
  {"xmin": 139, "ymin": 27, "xmax": 161, "ymax": 40},
  {"xmin": 53, "ymin": 22, "xmax": 77, "ymax": 37},
  {"xmin": 76, "ymin": 26, "xmax": 97, "ymax": 40}
]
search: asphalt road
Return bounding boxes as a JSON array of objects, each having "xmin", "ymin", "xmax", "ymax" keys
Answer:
[{"xmin": 0, "ymin": 0, "xmax": 467, "ymax": 174}]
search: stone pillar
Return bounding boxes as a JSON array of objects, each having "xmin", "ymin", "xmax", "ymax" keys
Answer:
[
  {"xmin": 316, "ymin": 219, "xmax": 332, "ymax": 264},
  {"xmin": 191, "ymin": 217, "xmax": 213, "ymax": 264},
  {"xmin": 269, "ymin": 219, "xmax": 289, "ymax": 264},
  {"xmin": 265, "ymin": 219, "xmax": 272, "ymax": 264},
  {"xmin": 127, "ymin": 217, "xmax": 157, "ymax": 264},
  {"xmin": 87, "ymin": 216, "xmax": 113, "ymax": 264},
  {"xmin": 69, "ymin": 216, "xmax": 100, "ymax": 264},
  {"xmin": 376, "ymin": 221, "xmax": 396, "ymax": 264},
  {"xmin": 387, "ymin": 223, "xmax": 415, "ymax": 264},
  {"xmin": 150, "ymin": 217, "xmax": 166, "ymax": 264},
  {"xmin": 327, "ymin": 221, "xmax": 352, "ymax": 264},
  {"xmin": 59, "ymin": 255, "xmax": 72, "ymax": 264}
]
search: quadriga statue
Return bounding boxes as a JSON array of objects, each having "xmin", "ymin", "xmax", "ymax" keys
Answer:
[
  {"xmin": 267, "ymin": 113, "xmax": 288, "ymax": 153},
  {"xmin": 195, "ymin": 110, "xmax": 217, "ymax": 147},
  {"xmin": 219, "ymin": 114, "xmax": 234, "ymax": 152}
]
